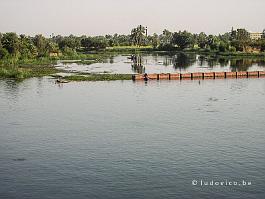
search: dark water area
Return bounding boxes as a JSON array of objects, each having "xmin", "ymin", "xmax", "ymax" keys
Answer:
[
  {"xmin": 0, "ymin": 78, "xmax": 265, "ymax": 199},
  {"xmin": 56, "ymin": 52, "xmax": 265, "ymax": 74}
]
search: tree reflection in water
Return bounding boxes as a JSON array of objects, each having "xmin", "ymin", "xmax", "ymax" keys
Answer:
[
  {"xmin": 173, "ymin": 53, "xmax": 197, "ymax": 72},
  {"xmin": 218, "ymin": 58, "xmax": 229, "ymax": 67},
  {"xmin": 130, "ymin": 54, "xmax": 145, "ymax": 74},
  {"xmin": 230, "ymin": 59, "xmax": 255, "ymax": 71},
  {"xmin": 128, "ymin": 52, "xmax": 265, "ymax": 74}
]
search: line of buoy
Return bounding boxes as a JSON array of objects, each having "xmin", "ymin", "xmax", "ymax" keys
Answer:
[{"xmin": 132, "ymin": 71, "xmax": 265, "ymax": 81}]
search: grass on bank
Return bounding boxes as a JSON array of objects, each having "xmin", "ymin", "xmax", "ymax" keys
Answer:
[
  {"xmin": 0, "ymin": 65, "xmax": 59, "ymax": 79},
  {"xmin": 0, "ymin": 67, "xmax": 31, "ymax": 79}
]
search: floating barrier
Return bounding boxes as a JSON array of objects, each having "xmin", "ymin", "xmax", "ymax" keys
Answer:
[
  {"xmin": 159, "ymin": 73, "xmax": 170, "ymax": 80},
  {"xmin": 170, "ymin": 73, "xmax": 181, "ymax": 80},
  {"xmin": 132, "ymin": 71, "xmax": 265, "ymax": 81}
]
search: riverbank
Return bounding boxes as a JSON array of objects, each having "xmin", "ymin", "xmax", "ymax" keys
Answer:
[
  {"xmin": 1, "ymin": 49, "xmax": 265, "ymax": 81},
  {"xmin": 0, "ymin": 53, "xmax": 109, "ymax": 79}
]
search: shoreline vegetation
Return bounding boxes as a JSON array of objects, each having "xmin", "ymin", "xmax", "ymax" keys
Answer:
[
  {"xmin": 1, "ymin": 26, "xmax": 265, "ymax": 80},
  {"xmin": 62, "ymin": 74, "xmax": 132, "ymax": 82}
]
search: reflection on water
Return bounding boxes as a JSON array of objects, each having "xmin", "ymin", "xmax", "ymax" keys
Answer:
[
  {"xmin": 230, "ymin": 59, "xmax": 258, "ymax": 72},
  {"xmin": 56, "ymin": 52, "xmax": 265, "ymax": 74},
  {"xmin": 173, "ymin": 53, "xmax": 197, "ymax": 71},
  {"xmin": 130, "ymin": 54, "xmax": 145, "ymax": 74}
]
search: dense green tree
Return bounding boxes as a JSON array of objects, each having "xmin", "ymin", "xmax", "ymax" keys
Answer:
[
  {"xmin": 0, "ymin": 27, "xmax": 264, "ymax": 62},
  {"xmin": 0, "ymin": 34, "xmax": 9, "ymax": 59},
  {"xmin": 105, "ymin": 34, "xmax": 114, "ymax": 47},
  {"xmin": 33, "ymin": 34, "xmax": 49, "ymax": 57},
  {"xmin": 196, "ymin": 32, "xmax": 208, "ymax": 49},
  {"xmin": 2, "ymin": 32, "xmax": 20, "ymax": 56},
  {"xmin": 115, "ymin": 35, "xmax": 131, "ymax": 46},
  {"xmin": 19, "ymin": 35, "xmax": 38, "ymax": 58},
  {"xmin": 0, "ymin": 48, "xmax": 9, "ymax": 59},
  {"xmin": 218, "ymin": 41, "xmax": 229, "ymax": 52},
  {"xmin": 251, "ymin": 39, "xmax": 265, "ymax": 52},
  {"xmin": 261, "ymin": 39, "xmax": 265, "ymax": 51},
  {"xmin": 207, "ymin": 35, "xmax": 219, "ymax": 51},
  {"xmin": 81, "ymin": 36, "xmax": 108, "ymax": 50},
  {"xmin": 47, "ymin": 41, "xmax": 59, "ymax": 53},
  {"xmin": 57, "ymin": 35, "xmax": 81, "ymax": 50},
  {"xmin": 93, "ymin": 36, "xmax": 108, "ymax": 49},
  {"xmin": 236, "ymin": 29, "xmax": 250, "ymax": 41},
  {"xmin": 219, "ymin": 32, "xmax": 231, "ymax": 43},
  {"xmin": 172, "ymin": 31, "xmax": 195, "ymax": 50},
  {"xmin": 150, "ymin": 33, "xmax": 160, "ymax": 49},
  {"xmin": 104, "ymin": 34, "xmax": 131, "ymax": 46},
  {"xmin": 62, "ymin": 46, "xmax": 77, "ymax": 57},
  {"xmin": 231, "ymin": 29, "xmax": 250, "ymax": 52}
]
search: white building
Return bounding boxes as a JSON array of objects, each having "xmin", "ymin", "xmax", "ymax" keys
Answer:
[{"xmin": 249, "ymin": 32, "xmax": 262, "ymax": 40}]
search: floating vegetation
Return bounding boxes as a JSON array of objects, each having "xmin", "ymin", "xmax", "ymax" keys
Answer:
[{"xmin": 64, "ymin": 74, "xmax": 132, "ymax": 81}]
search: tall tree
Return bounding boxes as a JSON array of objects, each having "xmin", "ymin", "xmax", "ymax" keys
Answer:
[
  {"xmin": 81, "ymin": 36, "xmax": 108, "ymax": 50},
  {"xmin": 130, "ymin": 25, "xmax": 146, "ymax": 46},
  {"xmin": 57, "ymin": 35, "xmax": 81, "ymax": 50}
]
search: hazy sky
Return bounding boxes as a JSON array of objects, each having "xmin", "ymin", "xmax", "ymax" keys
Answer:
[{"xmin": 0, "ymin": 0, "xmax": 264, "ymax": 36}]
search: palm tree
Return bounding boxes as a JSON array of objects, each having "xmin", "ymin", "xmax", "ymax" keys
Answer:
[{"xmin": 131, "ymin": 25, "xmax": 146, "ymax": 46}]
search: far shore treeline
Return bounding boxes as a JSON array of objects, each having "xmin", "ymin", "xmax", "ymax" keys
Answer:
[{"xmin": 1, "ymin": 25, "xmax": 265, "ymax": 64}]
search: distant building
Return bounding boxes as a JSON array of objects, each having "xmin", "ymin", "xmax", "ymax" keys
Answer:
[
  {"xmin": 249, "ymin": 32, "xmax": 262, "ymax": 40},
  {"xmin": 230, "ymin": 27, "xmax": 263, "ymax": 40}
]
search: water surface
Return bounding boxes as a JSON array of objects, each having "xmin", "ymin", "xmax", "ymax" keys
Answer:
[
  {"xmin": 0, "ymin": 78, "xmax": 265, "ymax": 199},
  {"xmin": 55, "ymin": 53, "xmax": 265, "ymax": 74}
]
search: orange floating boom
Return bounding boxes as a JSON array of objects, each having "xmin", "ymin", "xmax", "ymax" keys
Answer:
[{"xmin": 132, "ymin": 71, "xmax": 265, "ymax": 81}]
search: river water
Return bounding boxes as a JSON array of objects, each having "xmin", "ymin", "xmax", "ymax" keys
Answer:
[
  {"xmin": 0, "ymin": 77, "xmax": 265, "ymax": 199},
  {"xmin": 55, "ymin": 53, "xmax": 265, "ymax": 74}
]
